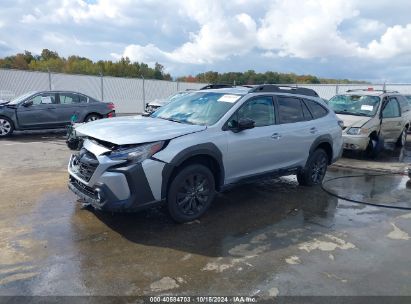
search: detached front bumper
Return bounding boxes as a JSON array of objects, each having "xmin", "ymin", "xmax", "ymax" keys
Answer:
[
  {"xmin": 68, "ymin": 161, "xmax": 163, "ymax": 212},
  {"xmin": 342, "ymin": 135, "xmax": 369, "ymax": 151},
  {"xmin": 67, "ymin": 140, "xmax": 165, "ymax": 212}
]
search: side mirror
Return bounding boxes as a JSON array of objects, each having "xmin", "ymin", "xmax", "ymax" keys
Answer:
[
  {"xmin": 23, "ymin": 100, "xmax": 33, "ymax": 107},
  {"xmin": 238, "ymin": 118, "xmax": 255, "ymax": 130},
  {"xmin": 227, "ymin": 118, "xmax": 255, "ymax": 133}
]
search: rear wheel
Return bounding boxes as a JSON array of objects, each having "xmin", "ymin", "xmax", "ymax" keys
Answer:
[
  {"xmin": 396, "ymin": 127, "xmax": 408, "ymax": 147},
  {"xmin": 0, "ymin": 117, "xmax": 14, "ymax": 137},
  {"xmin": 167, "ymin": 164, "xmax": 216, "ymax": 223},
  {"xmin": 297, "ymin": 149, "xmax": 328, "ymax": 186},
  {"xmin": 84, "ymin": 114, "xmax": 101, "ymax": 123}
]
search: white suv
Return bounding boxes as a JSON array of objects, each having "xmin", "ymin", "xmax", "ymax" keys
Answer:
[{"xmin": 68, "ymin": 85, "xmax": 343, "ymax": 222}]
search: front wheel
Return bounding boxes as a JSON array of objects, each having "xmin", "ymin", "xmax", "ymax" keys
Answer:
[
  {"xmin": 0, "ymin": 117, "xmax": 14, "ymax": 137},
  {"xmin": 297, "ymin": 149, "xmax": 328, "ymax": 186},
  {"xmin": 167, "ymin": 164, "xmax": 216, "ymax": 223},
  {"xmin": 365, "ymin": 136, "xmax": 383, "ymax": 158}
]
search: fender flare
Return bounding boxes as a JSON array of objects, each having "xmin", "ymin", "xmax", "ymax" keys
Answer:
[
  {"xmin": 308, "ymin": 135, "xmax": 333, "ymax": 164},
  {"xmin": 160, "ymin": 143, "xmax": 225, "ymax": 199}
]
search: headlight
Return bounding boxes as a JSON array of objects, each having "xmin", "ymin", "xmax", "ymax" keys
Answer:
[
  {"xmin": 346, "ymin": 127, "xmax": 361, "ymax": 135},
  {"xmin": 109, "ymin": 141, "xmax": 164, "ymax": 163}
]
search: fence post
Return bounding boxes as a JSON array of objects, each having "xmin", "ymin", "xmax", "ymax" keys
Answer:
[
  {"xmin": 176, "ymin": 80, "xmax": 179, "ymax": 92},
  {"xmin": 100, "ymin": 72, "xmax": 104, "ymax": 101},
  {"xmin": 47, "ymin": 68, "xmax": 52, "ymax": 91},
  {"xmin": 336, "ymin": 83, "xmax": 339, "ymax": 94},
  {"xmin": 142, "ymin": 75, "xmax": 145, "ymax": 112},
  {"xmin": 383, "ymin": 81, "xmax": 386, "ymax": 91}
]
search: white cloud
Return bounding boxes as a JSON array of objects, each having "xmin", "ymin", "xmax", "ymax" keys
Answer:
[
  {"xmin": 257, "ymin": 0, "xmax": 360, "ymax": 58},
  {"xmin": 1, "ymin": 0, "xmax": 411, "ymax": 80},
  {"xmin": 357, "ymin": 19, "xmax": 386, "ymax": 34},
  {"xmin": 359, "ymin": 24, "xmax": 411, "ymax": 59}
]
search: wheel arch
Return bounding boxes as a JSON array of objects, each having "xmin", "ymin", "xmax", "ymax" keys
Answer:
[
  {"xmin": 309, "ymin": 135, "xmax": 333, "ymax": 165},
  {"xmin": 160, "ymin": 143, "xmax": 225, "ymax": 199},
  {"xmin": 83, "ymin": 112, "xmax": 102, "ymax": 122},
  {"xmin": 0, "ymin": 115, "xmax": 15, "ymax": 133}
]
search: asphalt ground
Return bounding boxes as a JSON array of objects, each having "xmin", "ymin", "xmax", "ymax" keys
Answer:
[{"xmin": 0, "ymin": 130, "xmax": 410, "ymax": 299}]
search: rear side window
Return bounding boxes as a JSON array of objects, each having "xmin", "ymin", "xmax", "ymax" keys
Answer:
[
  {"xmin": 277, "ymin": 96, "xmax": 305, "ymax": 124},
  {"xmin": 304, "ymin": 99, "xmax": 328, "ymax": 119},
  {"xmin": 78, "ymin": 94, "xmax": 89, "ymax": 103},
  {"xmin": 59, "ymin": 93, "xmax": 79, "ymax": 104}
]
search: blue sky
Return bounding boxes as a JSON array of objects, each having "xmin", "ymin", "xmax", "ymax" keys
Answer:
[{"xmin": 1, "ymin": 0, "xmax": 411, "ymax": 82}]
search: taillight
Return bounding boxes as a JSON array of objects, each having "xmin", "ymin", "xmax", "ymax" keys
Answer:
[
  {"xmin": 107, "ymin": 102, "xmax": 115, "ymax": 110},
  {"xmin": 108, "ymin": 112, "xmax": 114, "ymax": 118}
]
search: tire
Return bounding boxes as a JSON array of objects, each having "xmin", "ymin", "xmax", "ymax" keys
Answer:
[
  {"xmin": 167, "ymin": 164, "xmax": 216, "ymax": 223},
  {"xmin": 365, "ymin": 136, "xmax": 383, "ymax": 158},
  {"xmin": 84, "ymin": 114, "xmax": 101, "ymax": 123},
  {"xmin": 396, "ymin": 127, "xmax": 407, "ymax": 147},
  {"xmin": 297, "ymin": 148, "xmax": 328, "ymax": 186},
  {"xmin": 0, "ymin": 117, "xmax": 14, "ymax": 137}
]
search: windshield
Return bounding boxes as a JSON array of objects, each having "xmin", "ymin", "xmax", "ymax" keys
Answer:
[
  {"xmin": 151, "ymin": 92, "xmax": 243, "ymax": 125},
  {"xmin": 328, "ymin": 94, "xmax": 380, "ymax": 117},
  {"xmin": 8, "ymin": 92, "xmax": 36, "ymax": 105}
]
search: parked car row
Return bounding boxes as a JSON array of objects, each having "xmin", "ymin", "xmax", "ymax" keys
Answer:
[
  {"xmin": 0, "ymin": 91, "xmax": 115, "ymax": 137},
  {"xmin": 147, "ymin": 87, "xmax": 411, "ymax": 158},
  {"xmin": 2, "ymin": 85, "xmax": 410, "ymax": 222}
]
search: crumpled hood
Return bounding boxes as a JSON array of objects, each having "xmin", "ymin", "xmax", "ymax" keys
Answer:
[
  {"xmin": 336, "ymin": 114, "xmax": 371, "ymax": 128},
  {"xmin": 75, "ymin": 115, "xmax": 206, "ymax": 145},
  {"xmin": 148, "ymin": 98, "xmax": 169, "ymax": 107}
]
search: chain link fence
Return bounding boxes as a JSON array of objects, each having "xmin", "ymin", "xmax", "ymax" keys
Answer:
[
  {"xmin": 0, "ymin": 69, "xmax": 206, "ymax": 113},
  {"xmin": 1, "ymin": 68, "xmax": 411, "ymax": 113}
]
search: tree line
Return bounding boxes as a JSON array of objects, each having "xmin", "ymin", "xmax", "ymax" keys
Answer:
[
  {"xmin": 177, "ymin": 71, "xmax": 367, "ymax": 85},
  {"xmin": 0, "ymin": 49, "xmax": 172, "ymax": 80},
  {"xmin": 0, "ymin": 49, "xmax": 367, "ymax": 84}
]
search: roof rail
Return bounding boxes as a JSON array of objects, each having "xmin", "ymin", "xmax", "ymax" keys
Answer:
[
  {"xmin": 200, "ymin": 84, "xmax": 234, "ymax": 90},
  {"xmin": 346, "ymin": 89, "xmax": 399, "ymax": 93},
  {"xmin": 249, "ymin": 84, "xmax": 319, "ymax": 97}
]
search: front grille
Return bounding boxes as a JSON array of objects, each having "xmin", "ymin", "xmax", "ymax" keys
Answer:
[
  {"xmin": 71, "ymin": 149, "xmax": 99, "ymax": 182},
  {"xmin": 70, "ymin": 176, "xmax": 98, "ymax": 199}
]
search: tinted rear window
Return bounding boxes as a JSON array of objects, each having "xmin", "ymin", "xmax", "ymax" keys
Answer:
[
  {"xmin": 277, "ymin": 96, "xmax": 305, "ymax": 124},
  {"xmin": 304, "ymin": 99, "xmax": 328, "ymax": 119}
]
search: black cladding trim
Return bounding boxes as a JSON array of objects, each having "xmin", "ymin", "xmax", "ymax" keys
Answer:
[{"xmin": 160, "ymin": 143, "xmax": 225, "ymax": 199}]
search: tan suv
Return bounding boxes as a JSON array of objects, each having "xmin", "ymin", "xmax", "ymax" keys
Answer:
[{"xmin": 328, "ymin": 89, "xmax": 410, "ymax": 157}]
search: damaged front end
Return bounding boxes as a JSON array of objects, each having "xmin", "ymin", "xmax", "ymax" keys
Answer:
[{"xmin": 66, "ymin": 123, "xmax": 85, "ymax": 151}]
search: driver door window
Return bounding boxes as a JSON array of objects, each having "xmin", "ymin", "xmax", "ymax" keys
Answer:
[
  {"xmin": 236, "ymin": 96, "xmax": 275, "ymax": 127},
  {"xmin": 30, "ymin": 93, "xmax": 56, "ymax": 105},
  {"xmin": 381, "ymin": 97, "xmax": 402, "ymax": 141},
  {"xmin": 383, "ymin": 98, "xmax": 400, "ymax": 118}
]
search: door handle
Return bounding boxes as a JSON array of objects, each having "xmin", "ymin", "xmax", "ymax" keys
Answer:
[
  {"xmin": 47, "ymin": 107, "xmax": 56, "ymax": 109},
  {"xmin": 271, "ymin": 133, "xmax": 282, "ymax": 140},
  {"xmin": 310, "ymin": 127, "xmax": 318, "ymax": 134}
]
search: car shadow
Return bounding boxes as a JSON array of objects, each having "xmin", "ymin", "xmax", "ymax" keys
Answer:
[
  {"xmin": 91, "ymin": 177, "xmax": 339, "ymax": 257},
  {"xmin": 343, "ymin": 138, "xmax": 411, "ymax": 163},
  {"xmin": 2, "ymin": 129, "xmax": 67, "ymax": 143}
]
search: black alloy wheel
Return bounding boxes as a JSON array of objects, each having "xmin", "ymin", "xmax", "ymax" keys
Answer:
[{"xmin": 167, "ymin": 164, "xmax": 215, "ymax": 223}]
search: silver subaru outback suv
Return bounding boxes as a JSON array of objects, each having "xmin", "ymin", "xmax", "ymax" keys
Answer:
[{"xmin": 68, "ymin": 85, "xmax": 343, "ymax": 222}]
